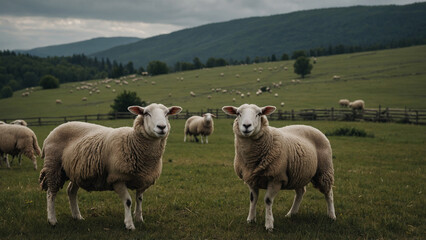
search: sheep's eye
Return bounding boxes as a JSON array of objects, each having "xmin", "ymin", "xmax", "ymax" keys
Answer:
[
  {"xmin": 236, "ymin": 112, "xmax": 241, "ymax": 117},
  {"xmin": 143, "ymin": 112, "xmax": 151, "ymax": 117},
  {"xmin": 257, "ymin": 112, "xmax": 262, "ymax": 117}
]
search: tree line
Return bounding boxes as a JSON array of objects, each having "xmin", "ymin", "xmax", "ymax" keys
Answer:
[
  {"xmin": 0, "ymin": 52, "xmax": 141, "ymax": 98},
  {"xmin": 1, "ymin": 37, "xmax": 424, "ymax": 98}
]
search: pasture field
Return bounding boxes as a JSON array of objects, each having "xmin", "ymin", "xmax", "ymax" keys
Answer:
[
  {"xmin": 0, "ymin": 45, "xmax": 426, "ymax": 120},
  {"xmin": 0, "ymin": 118, "xmax": 425, "ymax": 239}
]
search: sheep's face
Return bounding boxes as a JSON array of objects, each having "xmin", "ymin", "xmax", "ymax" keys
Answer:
[
  {"xmin": 129, "ymin": 103, "xmax": 182, "ymax": 138},
  {"xmin": 222, "ymin": 104, "xmax": 276, "ymax": 137},
  {"xmin": 203, "ymin": 113, "xmax": 215, "ymax": 123}
]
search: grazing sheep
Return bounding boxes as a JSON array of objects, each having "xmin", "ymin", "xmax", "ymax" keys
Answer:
[
  {"xmin": 222, "ymin": 104, "xmax": 336, "ymax": 231},
  {"xmin": 190, "ymin": 91, "xmax": 196, "ymax": 97},
  {"xmin": 39, "ymin": 103, "xmax": 182, "ymax": 229},
  {"xmin": 280, "ymin": 102, "xmax": 285, "ymax": 107},
  {"xmin": 333, "ymin": 75, "xmax": 341, "ymax": 80},
  {"xmin": 184, "ymin": 113, "xmax": 215, "ymax": 144},
  {"xmin": 349, "ymin": 99, "xmax": 365, "ymax": 110},
  {"xmin": 339, "ymin": 99, "xmax": 350, "ymax": 107},
  {"xmin": 82, "ymin": 97, "xmax": 87, "ymax": 101},
  {"xmin": 0, "ymin": 124, "xmax": 41, "ymax": 170},
  {"xmin": 56, "ymin": 99, "xmax": 62, "ymax": 104},
  {"xmin": 8, "ymin": 119, "xmax": 29, "ymax": 165}
]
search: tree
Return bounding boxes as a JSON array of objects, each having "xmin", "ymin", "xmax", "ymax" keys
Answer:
[
  {"xmin": 147, "ymin": 60, "xmax": 169, "ymax": 75},
  {"xmin": 293, "ymin": 56, "xmax": 313, "ymax": 78},
  {"xmin": 110, "ymin": 90, "xmax": 145, "ymax": 113},
  {"xmin": 292, "ymin": 50, "xmax": 306, "ymax": 60},
  {"xmin": 193, "ymin": 57, "xmax": 203, "ymax": 69},
  {"xmin": 281, "ymin": 53, "xmax": 289, "ymax": 61},
  {"xmin": 0, "ymin": 85, "xmax": 13, "ymax": 98},
  {"xmin": 271, "ymin": 54, "xmax": 277, "ymax": 62},
  {"xmin": 40, "ymin": 74, "xmax": 60, "ymax": 89}
]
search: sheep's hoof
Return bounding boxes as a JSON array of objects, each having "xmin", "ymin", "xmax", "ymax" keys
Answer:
[
  {"xmin": 266, "ymin": 227, "xmax": 274, "ymax": 232},
  {"xmin": 247, "ymin": 219, "xmax": 256, "ymax": 224},
  {"xmin": 126, "ymin": 224, "xmax": 136, "ymax": 231},
  {"xmin": 48, "ymin": 219, "xmax": 57, "ymax": 227},
  {"xmin": 285, "ymin": 213, "xmax": 292, "ymax": 218}
]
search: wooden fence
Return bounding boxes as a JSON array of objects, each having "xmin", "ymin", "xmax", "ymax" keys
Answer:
[{"xmin": 2, "ymin": 107, "xmax": 425, "ymax": 126}]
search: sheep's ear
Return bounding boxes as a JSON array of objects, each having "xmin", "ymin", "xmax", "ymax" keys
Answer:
[
  {"xmin": 261, "ymin": 106, "xmax": 276, "ymax": 116},
  {"xmin": 128, "ymin": 106, "xmax": 144, "ymax": 115},
  {"xmin": 211, "ymin": 114, "xmax": 216, "ymax": 118},
  {"xmin": 222, "ymin": 106, "xmax": 238, "ymax": 116},
  {"xmin": 167, "ymin": 106, "xmax": 182, "ymax": 116}
]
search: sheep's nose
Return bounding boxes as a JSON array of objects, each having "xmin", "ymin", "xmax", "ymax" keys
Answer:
[
  {"xmin": 157, "ymin": 125, "xmax": 166, "ymax": 130},
  {"xmin": 243, "ymin": 123, "xmax": 252, "ymax": 129}
]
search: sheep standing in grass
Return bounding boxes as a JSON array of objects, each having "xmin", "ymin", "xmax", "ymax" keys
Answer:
[
  {"xmin": 222, "ymin": 104, "xmax": 336, "ymax": 231},
  {"xmin": 8, "ymin": 120, "xmax": 29, "ymax": 165},
  {"xmin": 184, "ymin": 113, "xmax": 215, "ymax": 144},
  {"xmin": 339, "ymin": 99, "xmax": 350, "ymax": 107},
  {"xmin": 39, "ymin": 103, "xmax": 182, "ymax": 230},
  {"xmin": 349, "ymin": 99, "xmax": 365, "ymax": 110},
  {"xmin": 0, "ymin": 124, "xmax": 41, "ymax": 170}
]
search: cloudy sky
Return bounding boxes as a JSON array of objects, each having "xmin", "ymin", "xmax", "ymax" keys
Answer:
[{"xmin": 0, "ymin": 0, "xmax": 421, "ymax": 50}]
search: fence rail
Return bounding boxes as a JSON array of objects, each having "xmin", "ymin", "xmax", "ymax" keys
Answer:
[{"xmin": 2, "ymin": 107, "xmax": 426, "ymax": 126}]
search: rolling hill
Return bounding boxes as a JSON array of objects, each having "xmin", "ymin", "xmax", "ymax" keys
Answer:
[
  {"xmin": 1, "ymin": 45, "xmax": 425, "ymax": 119},
  {"xmin": 91, "ymin": 3, "xmax": 426, "ymax": 68},
  {"xmin": 16, "ymin": 37, "xmax": 141, "ymax": 57}
]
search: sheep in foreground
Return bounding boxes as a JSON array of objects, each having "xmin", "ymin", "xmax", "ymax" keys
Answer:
[
  {"xmin": 222, "ymin": 104, "xmax": 336, "ymax": 231},
  {"xmin": 349, "ymin": 99, "xmax": 365, "ymax": 110},
  {"xmin": 339, "ymin": 99, "xmax": 350, "ymax": 107},
  {"xmin": 0, "ymin": 124, "xmax": 41, "ymax": 170},
  {"xmin": 39, "ymin": 103, "xmax": 182, "ymax": 230},
  {"xmin": 184, "ymin": 113, "xmax": 215, "ymax": 144}
]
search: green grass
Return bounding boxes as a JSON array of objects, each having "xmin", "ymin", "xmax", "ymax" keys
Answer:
[
  {"xmin": 1, "ymin": 45, "xmax": 426, "ymax": 120},
  {"xmin": 0, "ymin": 119, "xmax": 425, "ymax": 239},
  {"xmin": 0, "ymin": 46, "xmax": 425, "ymax": 239}
]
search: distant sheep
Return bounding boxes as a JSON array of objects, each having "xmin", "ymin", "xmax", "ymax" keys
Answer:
[
  {"xmin": 190, "ymin": 91, "xmax": 196, "ymax": 97},
  {"xmin": 39, "ymin": 103, "xmax": 182, "ymax": 229},
  {"xmin": 82, "ymin": 97, "xmax": 87, "ymax": 101},
  {"xmin": 0, "ymin": 124, "xmax": 41, "ymax": 170},
  {"xmin": 56, "ymin": 99, "xmax": 62, "ymax": 104},
  {"xmin": 349, "ymin": 100, "xmax": 365, "ymax": 110},
  {"xmin": 339, "ymin": 99, "xmax": 350, "ymax": 107},
  {"xmin": 222, "ymin": 104, "xmax": 336, "ymax": 231},
  {"xmin": 184, "ymin": 113, "xmax": 215, "ymax": 144}
]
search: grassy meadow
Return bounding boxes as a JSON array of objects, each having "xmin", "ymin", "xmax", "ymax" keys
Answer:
[{"xmin": 0, "ymin": 46, "xmax": 425, "ymax": 239}]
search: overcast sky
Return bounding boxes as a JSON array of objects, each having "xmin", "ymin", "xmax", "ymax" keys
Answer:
[{"xmin": 0, "ymin": 0, "xmax": 422, "ymax": 50}]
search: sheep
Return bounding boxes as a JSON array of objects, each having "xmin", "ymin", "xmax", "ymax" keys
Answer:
[
  {"xmin": 56, "ymin": 99, "xmax": 62, "ymax": 104},
  {"xmin": 190, "ymin": 91, "xmax": 196, "ymax": 97},
  {"xmin": 349, "ymin": 99, "xmax": 365, "ymax": 110},
  {"xmin": 222, "ymin": 104, "xmax": 336, "ymax": 231},
  {"xmin": 333, "ymin": 75, "xmax": 341, "ymax": 80},
  {"xmin": 0, "ymin": 124, "xmax": 41, "ymax": 170},
  {"xmin": 8, "ymin": 119, "xmax": 29, "ymax": 165},
  {"xmin": 39, "ymin": 103, "xmax": 182, "ymax": 230},
  {"xmin": 183, "ymin": 113, "xmax": 215, "ymax": 144},
  {"xmin": 339, "ymin": 99, "xmax": 350, "ymax": 107},
  {"xmin": 82, "ymin": 97, "xmax": 87, "ymax": 101}
]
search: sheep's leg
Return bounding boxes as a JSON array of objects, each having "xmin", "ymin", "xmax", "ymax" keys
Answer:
[
  {"xmin": 194, "ymin": 135, "xmax": 199, "ymax": 142},
  {"xmin": 324, "ymin": 189, "xmax": 336, "ymax": 220},
  {"xmin": 113, "ymin": 182, "xmax": 135, "ymax": 230},
  {"xmin": 247, "ymin": 186, "xmax": 259, "ymax": 223},
  {"xmin": 184, "ymin": 134, "xmax": 187, "ymax": 142},
  {"xmin": 205, "ymin": 136, "xmax": 209, "ymax": 144},
  {"xmin": 264, "ymin": 181, "xmax": 281, "ymax": 232},
  {"xmin": 134, "ymin": 189, "xmax": 145, "ymax": 223},
  {"xmin": 200, "ymin": 135, "xmax": 204, "ymax": 144},
  {"xmin": 30, "ymin": 155, "xmax": 37, "ymax": 170},
  {"xmin": 4, "ymin": 154, "xmax": 10, "ymax": 169},
  {"xmin": 67, "ymin": 182, "xmax": 84, "ymax": 220},
  {"xmin": 47, "ymin": 189, "xmax": 58, "ymax": 226},
  {"xmin": 18, "ymin": 153, "xmax": 22, "ymax": 166},
  {"xmin": 285, "ymin": 186, "xmax": 306, "ymax": 217}
]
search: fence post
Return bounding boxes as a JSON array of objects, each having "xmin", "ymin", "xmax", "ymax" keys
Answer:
[
  {"xmin": 64, "ymin": 117, "xmax": 67, "ymax": 123},
  {"xmin": 416, "ymin": 110, "xmax": 419, "ymax": 124},
  {"xmin": 38, "ymin": 117, "xmax": 41, "ymax": 126},
  {"xmin": 85, "ymin": 115, "xmax": 88, "ymax": 122},
  {"xmin": 331, "ymin": 107, "xmax": 334, "ymax": 121},
  {"xmin": 378, "ymin": 105, "xmax": 381, "ymax": 122},
  {"xmin": 97, "ymin": 114, "xmax": 100, "ymax": 120},
  {"xmin": 291, "ymin": 109, "xmax": 294, "ymax": 121},
  {"xmin": 216, "ymin": 109, "xmax": 219, "ymax": 119},
  {"xmin": 386, "ymin": 107, "xmax": 389, "ymax": 121}
]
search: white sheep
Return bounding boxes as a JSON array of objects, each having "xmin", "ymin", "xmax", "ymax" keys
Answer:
[
  {"xmin": 8, "ymin": 119, "xmax": 29, "ymax": 165},
  {"xmin": 222, "ymin": 104, "xmax": 336, "ymax": 231},
  {"xmin": 0, "ymin": 124, "xmax": 41, "ymax": 170},
  {"xmin": 184, "ymin": 113, "xmax": 215, "ymax": 144},
  {"xmin": 339, "ymin": 99, "xmax": 350, "ymax": 107},
  {"xmin": 39, "ymin": 103, "xmax": 182, "ymax": 230},
  {"xmin": 56, "ymin": 99, "xmax": 62, "ymax": 104},
  {"xmin": 349, "ymin": 99, "xmax": 365, "ymax": 110}
]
